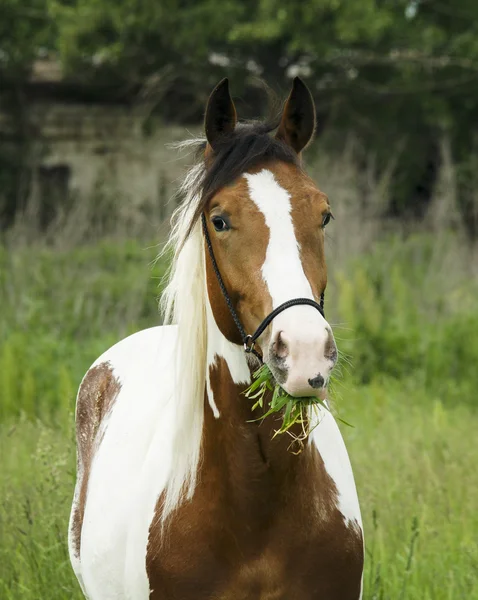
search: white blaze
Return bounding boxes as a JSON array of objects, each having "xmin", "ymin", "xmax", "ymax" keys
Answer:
[
  {"xmin": 244, "ymin": 169, "xmax": 313, "ymax": 306},
  {"xmin": 244, "ymin": 169, "xmax": 332, "ymax": 394}
]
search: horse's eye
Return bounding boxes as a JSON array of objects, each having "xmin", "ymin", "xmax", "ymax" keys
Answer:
[
  {"xmin": 212, "ymin": 216, "xmax": 230, "ymax": 232},
  {"xmin": 322, "ymin": 212, "xmax": 333, "ymax": 228}
]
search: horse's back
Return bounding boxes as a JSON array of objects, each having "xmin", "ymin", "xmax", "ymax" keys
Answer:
[{"xmin": 68, "ymin": 325, "xmax": 178, "ymax": 600}]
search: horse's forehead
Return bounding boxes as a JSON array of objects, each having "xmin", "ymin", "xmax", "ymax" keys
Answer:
[{"xmin": 212, "ymin": 161, "xmax": 325, "ymax": 218}]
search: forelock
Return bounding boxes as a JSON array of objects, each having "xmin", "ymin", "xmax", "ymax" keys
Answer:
[{"xmin": 179, "ymin": 121, "xmax": 300, "ymax": 240}]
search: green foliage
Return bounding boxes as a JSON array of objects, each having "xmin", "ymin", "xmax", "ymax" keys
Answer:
[
  {"xmin": 0, "ymin": 0, "xmax": 56, "ymax": 77},
  {"xmin": 334, "ymin": 233, "xmax": 478, "ymax": 403},
  {"xmin": 4, "ymin": 0, "xmax": 478, "ymax": 128},
  {"xmin": 48, "ymin": 0, "xmax": 249, "ymax": 102}
]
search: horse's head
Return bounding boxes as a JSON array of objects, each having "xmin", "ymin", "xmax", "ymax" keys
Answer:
[{"xmin": 201, "ymin": 78, "xmax": 337, "ymax": 398}]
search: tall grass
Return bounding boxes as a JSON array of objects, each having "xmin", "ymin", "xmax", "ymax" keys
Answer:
[
  {"xmin": 341, "ymin": 381, "xmax": 478, "ymax": 599},
  {"xmin": 0, "ymin": 419, "xmax": 83, "ymax": 600}
]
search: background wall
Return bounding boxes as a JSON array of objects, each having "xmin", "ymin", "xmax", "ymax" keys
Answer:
[{"xmin": 0, "ymin": 96, "xmax": 192, "ymax": 234}]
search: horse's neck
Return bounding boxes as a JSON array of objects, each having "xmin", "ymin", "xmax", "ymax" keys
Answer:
[{"xmin": 202, "ymin": 315, "xmax": 308, "ymax": 511}]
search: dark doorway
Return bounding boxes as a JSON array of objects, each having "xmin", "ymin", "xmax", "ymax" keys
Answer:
[{"xmin": 38, "ymin": 164, "xmax": 71, "ymax": 230}]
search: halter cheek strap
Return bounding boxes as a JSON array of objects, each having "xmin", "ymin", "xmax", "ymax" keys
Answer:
[{"xmin": 201, "ymin": 213, "xmax": 325, "ymax": 363}]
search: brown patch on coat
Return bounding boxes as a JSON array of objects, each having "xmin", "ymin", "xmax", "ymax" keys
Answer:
[
  {"xmin": 146, "ymin": 358, "xmax": 363, "ymax": 599},
  {"xmin": 204, "ymin": 175, "xmax": 271, "ymax": 347},
  {"xmin": 71, "ymin": 362, "xmax": 121, "ymax": 558},
  {"xmin": 272, "ymin": 161, "xmax": 331, "ymax": 301}
]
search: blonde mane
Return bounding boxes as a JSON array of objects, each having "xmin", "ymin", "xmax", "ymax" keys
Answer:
[
  {"xmin": 160, "ymin": 152, "xmax": 209, "ymax": 523},
  {"xmin": 158, "ymin": 126, "xmax": 298, "ymax": 522}
]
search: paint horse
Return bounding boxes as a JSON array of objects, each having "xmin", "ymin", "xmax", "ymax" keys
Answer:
[{"xmin": 69, "ymin": 77, "xmax": 364, "ymax": 599}]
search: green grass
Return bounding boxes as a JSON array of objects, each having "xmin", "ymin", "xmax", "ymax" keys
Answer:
[
  {"xmin": 332, "ymin": 233, "xmax": 478, "ymax": 406},
  {"xmin": 0, "ymin": 233, "xmax": 477, "ymax": 598},
  {"xmin": 1, "ymin": 381, "xmax": 476, "ymax": 599},
  {"xmin": 341, "ymin": 381, "xmax": 478, "ymax": 599},
  {"xmin": 0, "ymin": 418, "xmax": 83, "ymax": 600}
]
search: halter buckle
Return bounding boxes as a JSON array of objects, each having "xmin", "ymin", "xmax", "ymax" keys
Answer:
[{"xmin": 244, "ymin": 335, "xmax": 255, "ymax": 353}]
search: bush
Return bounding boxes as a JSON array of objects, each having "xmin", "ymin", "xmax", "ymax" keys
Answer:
[{"xmin": 334, "ymin": 233, "xmax": 478, "ymax": 404}]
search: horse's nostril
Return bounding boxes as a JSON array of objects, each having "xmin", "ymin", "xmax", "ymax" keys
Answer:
[
  {"xmin": 327, "ymin": 347, "xmax": 338, "ymax": 364},
  {"xmin": 308, "ymin": 375, "xmax": 325, "ymax": 389},
  {"xmin": 273, "ymin": 330, "xmax": 289, "ymax": 359},
  {"xmin": 325, "ymin": 330, "xmax": 338, "ymax": 364}
]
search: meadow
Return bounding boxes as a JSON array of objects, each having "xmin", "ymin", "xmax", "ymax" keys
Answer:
[{"xmin": 1, "ymin": 149, "xmax": 477, "ymax": 598}]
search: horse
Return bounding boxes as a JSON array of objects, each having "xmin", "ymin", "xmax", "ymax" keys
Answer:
[{"xmin": 68, "ymin": 77, "xmax": 364, "ymax": 600}]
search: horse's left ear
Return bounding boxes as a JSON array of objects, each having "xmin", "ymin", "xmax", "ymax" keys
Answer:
[
  {"xmin": 276, "ymin": 77, "xmax": 316, "ymax": 154},
  {"xmin": 205, "ymin": 78, "xmax": 237, "ymax": 151}
]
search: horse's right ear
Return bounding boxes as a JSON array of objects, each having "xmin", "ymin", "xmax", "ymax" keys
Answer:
[
  {"xmin": 204, "ymin": 78, "xmax": 237, "ymax": 151},
  {"xmin": 276, "ymin": 77, "xmax": 316, "ymax": 154}
]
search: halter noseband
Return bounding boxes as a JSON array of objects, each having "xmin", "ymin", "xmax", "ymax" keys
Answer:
[{"xmin": 201, "ymin": 213, "xmax": 325, "ymax": 362}]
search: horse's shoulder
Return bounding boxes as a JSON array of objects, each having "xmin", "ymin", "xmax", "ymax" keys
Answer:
[
  {"xmin": 70, "ymin": 325, "xmax": 177, "ymax": 562},
  {"xmin": 89, "ymin": 324, "xmax": 177, "ymax": 380},
  {"xmin": 75, "ymin": 325, "xmax": 177, "ymax": 448}
]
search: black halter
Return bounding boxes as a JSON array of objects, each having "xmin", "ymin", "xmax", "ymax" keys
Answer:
[{"xmin": 201, "ymin": 213, "xmax": 325, "ymax": 362}]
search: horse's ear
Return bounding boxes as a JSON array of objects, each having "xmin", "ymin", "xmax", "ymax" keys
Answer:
[
  {"xmin": 276, "ymin": 77, "xmax": 316, "ymax": 154},
  {"xmin": 204, "ymin": 78, "xmax": 237, "ymax": 151}
]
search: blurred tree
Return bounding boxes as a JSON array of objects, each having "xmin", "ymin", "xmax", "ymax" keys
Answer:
[
  {"xmin": 49, "ymin": 0, "xmax": 250, "ymax": 115},
  {"xmin": 228, "ymin": 0, "xmax": 478, "ymax": 231},
  {"xmin": 0, "ymin": 0, "xmax": 57, "ymax": 228},
  {"xmin": 1, "ymin": 0, "xmax": 478, "ymax": 234},
  {"xmin": 0, "ymin": 0, "xmax": 56, "ymax": 80}
]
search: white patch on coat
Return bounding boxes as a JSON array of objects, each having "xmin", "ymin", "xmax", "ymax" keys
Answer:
[
  {"xmin": 205, "ymin": 293, "xmax": 251, "ymax": 418},
  {"xmin": 244, "ymin": 169, "xmax": 313, "ymax": 306},
  {"xmin": 73, "ymin": 326, "xmax": 177, "ymax": 599},
  {"xmin": 311, "ymin": 404, "xmax": 364, "ymax": 598},
  {"xmin": 70, "ymin": 327, "xmax": 249, "ymax": 599},
  {"xmin": 311, "ymin": 404, "xmax": 363, "ymax": 529}
]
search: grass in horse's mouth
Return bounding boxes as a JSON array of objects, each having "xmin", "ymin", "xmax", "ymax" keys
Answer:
[
  {"xmin": 245, "ymin": 364, "xmax": 352, "ymax": 452},
  {"xmin": 244, "ymin": 364, "xmax": 330, "ymax": 452}
]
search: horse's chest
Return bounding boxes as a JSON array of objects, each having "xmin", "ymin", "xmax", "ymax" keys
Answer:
[
  {"xmin": 220, "ymin": 525, "xmax": 363, "ymax": 600},
  {"xmin": 147, "ymin": 407, "xmax": 363, "ymax": 599},
  {"xmin": 147, "ymin": 481, "xmax": 363, "ymax": 600}
]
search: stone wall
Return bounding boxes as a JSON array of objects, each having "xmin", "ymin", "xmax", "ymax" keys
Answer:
[{"xmin": 0, "ymin": 100, "xmax": 201, "ymax": 233}]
